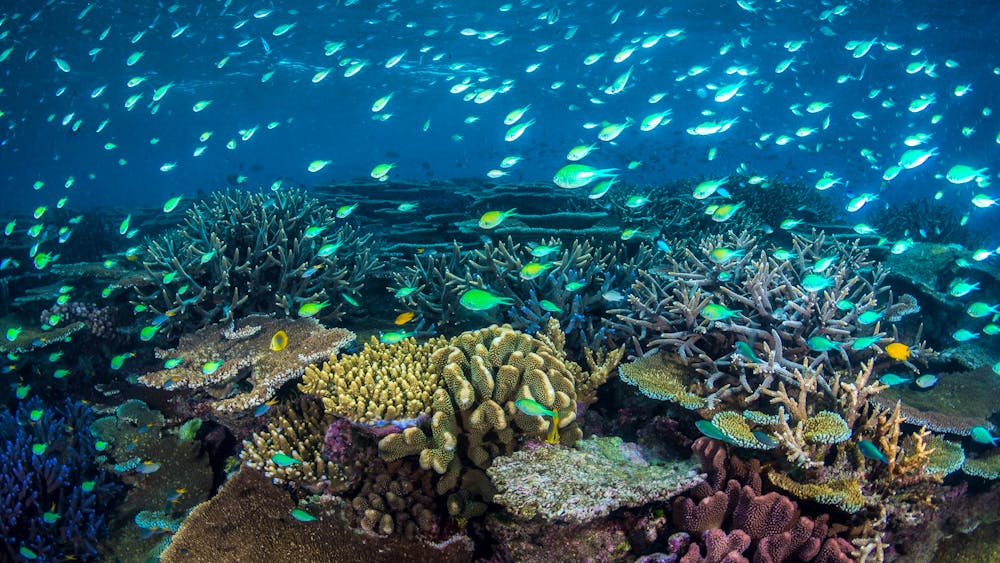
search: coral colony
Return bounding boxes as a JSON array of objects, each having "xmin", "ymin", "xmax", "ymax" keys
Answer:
[{"xmin": 2, "ymin": 1, "xmax": 1000, "ymax": 562}]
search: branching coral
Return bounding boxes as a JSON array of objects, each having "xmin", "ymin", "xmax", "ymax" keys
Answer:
[
  {"xmin": 240, "ymin": 396, "xmax": 356, "ymax": 494},
  {"xmin": 299, "ymin": 334, "xmax": 449, "ymax": 425},
  {"xmin": 139, "ymin": 314, "xmax": 355, "ymax": 415},
  {"xmin": 133, "ymin": 189, "xmax": 381, "ymax": 333},
  {"xmin": 487, "ymin": 437, "xmax": 703, "ymax": 524},
  {"xmin": 389, "ymin": 235, "xmax": 653, "ymax": 349}
]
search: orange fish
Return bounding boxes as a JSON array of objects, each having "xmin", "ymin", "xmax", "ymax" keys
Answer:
[
  {"xmin": 885, "ymin": 342, "xmax": 911, "ymax": 361},
  {"xmin": 394, "ymin": 311, "xmax": 416, "ymax": 325}
]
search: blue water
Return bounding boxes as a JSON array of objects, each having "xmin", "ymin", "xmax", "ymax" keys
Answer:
[{"xmin": 1, "ymin": 0, "xmax": 998, "ymax": 224}]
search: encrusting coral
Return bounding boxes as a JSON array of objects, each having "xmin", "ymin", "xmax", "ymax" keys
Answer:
[
  {"xmin": 133, "ymin": 189, "xmax": 382, "ymax": 333},
  {"xmin": 487, "ymin": 436, "xmax": 704, "ymax": 524},
  {"xmin": 139, "ymin": 314, "xmax": 355, "ymax": 415}
]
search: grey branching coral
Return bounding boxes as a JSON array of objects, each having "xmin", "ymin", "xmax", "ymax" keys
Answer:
[
  {"xmin": 139, "ymin": 314, "xmax": 355, "ymax": 415},
  {"xmin": 389, "ymin": 236, "xmax": 653, "ymax": 349},
  {"xmin": 134, "ymin": 189, "xmax": 381, "ymax": 333}
]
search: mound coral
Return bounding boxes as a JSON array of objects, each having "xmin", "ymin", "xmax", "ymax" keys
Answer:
[
  {"xmin": 134, "ymin": 189, "xmax": 381, "ymax": 333},
  {"xmin": 139, "ymin": 314, "xmax": 355, "ymax": 415}
]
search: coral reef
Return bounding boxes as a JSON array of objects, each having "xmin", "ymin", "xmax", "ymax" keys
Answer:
[
  {"xmin": 133, "ymin": 189, "xmax": 382, "ymax": 332},
  {"xmin": 139, "ymin": 314, "xmax": 355, "ymax": 415},
  {"xmin": 487, "ymin": 436, "xmax": 704, "ymax": 524},
  {"xmin": 161, "ymin": 467, "xmax": 473, "ymax": 563},
  {"xmin": 871, "ymin": 364, "xmax": 1000, "ymax": 435},
  {"xmin": 618, "ymin": 350, "xmax": 716, "ymax": 410},
  {"xmin": 339, "ymin": 457, "xmax": 443, "ymax": 538},
  {"xmin": 0, "ymin": 397, "xmax": 121, "ymax": 561},
  {"xmin": 669, "ymin": 437, "xmax": 856, "ymax": 562}
]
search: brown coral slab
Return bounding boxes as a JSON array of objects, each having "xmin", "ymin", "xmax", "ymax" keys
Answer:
[{"xmin": 162, "ymin": 468, "xmax": 472, "ymax": 563}]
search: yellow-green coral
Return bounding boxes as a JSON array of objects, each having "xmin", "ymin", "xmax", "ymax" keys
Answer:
[
  {"xmin": 711, "ymin": 411, "xmax": 774, "ymax": 449},
  {"xmin": 618, "ymin": 350, "xmax": 709, "ymax": 410},
  {"xmin": 962, "ymin": 449, "xmax": 1000, "ymax": 480},
  {"xmin": 924, "ymin": 434, "xmax": 965, "ymax": 476},
  {"xmin": 140, "ymin": 315, "xmax": 355, "ymax": 414},
  {"xmin": 299, "ymin": 335, "xmax": 448, "ymax": 424},
  {"xmin": 767, "ymin": 470, "xmax": 865, "ymax": 514},
  {"xmin": 801, "ymin": 411, "xmax": 852, "ymax": 444}
]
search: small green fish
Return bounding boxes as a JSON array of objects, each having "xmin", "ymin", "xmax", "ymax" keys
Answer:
[
  {"xmin": 734, "ymin": 341, "xmax": 761, "ymax": 362},
  {"xmin": 700, "ymin": 303, "xmax": 740, "ymax": 321},
  {"xmin": 695, "ymin": 420, "xmax": 730, "ymax": 442},
  {"xmin": 801, "ymin": 274, "xmax": 833, "ymax": 292},
  {"xmin": 858, "ymin": 439, "xmax": 889, "ymax": 463},
  {"xmin": 514, "ymin": 398, "xmax": 555, "ymax": 418},
  {"xmin": 271, "ymin": 452, "xmax": 302, "ymax": 467},
  {"xmin": 530, "ymin": 244, "xmax": 561, "ymax": 258},
  {"xmin": 850, "ymin": 335, "xmax": 881, "ymax": 350},
  {"xmin": 29, "ymin": 409, "xmax": 43, "ymax": 422},
  {"xmin": 807, "ymin": 336, "xmax": 841, "ymax": 352},
  {"xmin": 15, "ymin": 385, "xmax": 30, "ymax": 399},
  {"xmin": 202, "ymin": 360, "xmax": 224, "ymax": 375},
  {"xmin": 140, "ymin": 325, "xmax": 160, "ymax": 342},
  {"xmin": 952, "ymin": 329, "xmax": 980, "ymax": 342},
  {"xmin": 878, "ymin": 373, "xmax": 912, "ymax": 387},
  {"xmin": 970, "ymin": 426, "xmax": 998, "ymax": 446},
  {"xmin": 564, "ymin": 281, "xmax": 587, "ymax": 292},
  {"xmin": 379, "ymin": 331, "xmax": 411, "ymax": 344},
  {"xmin": 5, "ymin": 327, "xmax": 22, "ymax": 342},
  {"xmin": 164, "ymin": 358, "xmax": 184, "ymax": 369},
  {"xmin": 19, "ymin": 546, "xmax": 38, "ymax": 560},
  {"xmin": 81, "ymin": 481, "xmax": 95, "ymax": 493},
  {"xmin": 539, "ymin": 300, "xmax": 563, "ymax": 313},
  {"xmin": 966, "ymin": 302, "xmax": 1000, "ymax": 318},
  {"xmin": 394, "ymin": 286, "xmax": 418, "ymax": 298},
  {"xmin": 110, "ymin": 352, "xmax": 134, "ymax": 370},
  {"xmin": 835, "ymin": 299, "xmax": 855, "ymax": 311},
  {"xmin": 856, "ymin": 310, "xmax": 883, "ymax": 325},
  {"xmin": 298, "ymin": 300, "xmax": 331, "ymax": 317},
  {"xmin": 914, "ymin": 374, "xmax": 939, "ymax": 389},
  {"xmin": 42, "ymin": 511, "xmax": 61, "ymax": 524},
  {"xmin": 459, "ymin": 289, "xmax": 513, "ymax": 311},
  {"xmin": 290, "ymin": 508, "xmax": 317, "ymax": 522},
  {"xmin": 519, "ymin": 262, "xmax": 555, "ymax": 280},
  {"xmin": 32, "ymin": 443, "xmax": 47, "ymax": 455}
]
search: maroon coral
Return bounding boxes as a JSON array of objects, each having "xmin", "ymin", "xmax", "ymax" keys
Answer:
[{"xmin": 679, "ymin": 529, "xmax": 751, "ymax": 563}]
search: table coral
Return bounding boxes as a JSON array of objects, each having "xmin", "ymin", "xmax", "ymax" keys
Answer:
[
  {"xmin": 487, "ymin": 436, "xmax": 703, "ymax": 524},
  {"xmin": 618, "ymin": 349, "xmax": 718, "ymax": 410},
  {"xmin": 139, "ymin": 314, "xmax": 355, "ymax": 415}
]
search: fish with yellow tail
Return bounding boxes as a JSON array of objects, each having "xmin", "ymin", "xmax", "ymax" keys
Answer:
[
  {"xmin": 479, "ymin": 209, "xmax": 516, "ymax": 229},
  {"xmin": 514, "ymin": 398, "xmax": 562, "ymax": 445}
]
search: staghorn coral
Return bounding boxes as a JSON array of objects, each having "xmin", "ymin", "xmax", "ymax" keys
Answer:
[
  {"xmin": 139, "ymin": 314, "xmax": 355, "ymax": 415},
  {"xmin": 487, "ymin": 436, "xmax": 704, "ymax": 524},
  {"xmin": 614, "ymin": 230, "xmax": 923, "ymax": 403},
  {"xmin": 133, "ymin": 189, "xmax": 381, "ymax": 333},
  {"xmin": 240, "ymin": 396, "xmax": 357, "ymax": 494},
  {"xmin": 389, "ymin": 235, "xmax": 654, "ymax": 349},
  {"xmin": 376, "ymin": 320, "xmax": 619, "ymax": 518},
  {"xmin": 299, "ymin": 334, "xmax": 449, "ymax": 425}
]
